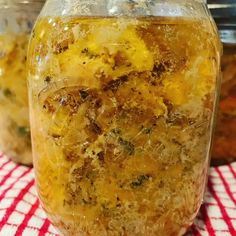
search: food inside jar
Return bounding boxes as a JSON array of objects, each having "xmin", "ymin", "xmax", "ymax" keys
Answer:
[
  {"xmin": 0, "ymin": 34, "xmax": 31, "ymax": 165},
  {"xmin": 28, "ymin": 17, "xmax": 220, "ymax": 235},
  {"xmin": 212, "ymin": 51, "xmax": 236, "ymax": 165}
]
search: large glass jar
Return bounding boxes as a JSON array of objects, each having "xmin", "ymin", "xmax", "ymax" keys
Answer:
[
  {"xmin": 27, "ymin": 0, "xmax": 221, "ymax": 235},
  {"xmin": 0, "ymin": 0, "xmax": 45, "ymax": 165},
  {"xmin": 209, "ymin": 1, "xmax": 236, "ymax": 165}
]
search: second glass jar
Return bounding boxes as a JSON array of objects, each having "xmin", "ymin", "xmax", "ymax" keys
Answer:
[{"xmin": 0, "ymin": 0, "xmax": 45, "ymax": 165}]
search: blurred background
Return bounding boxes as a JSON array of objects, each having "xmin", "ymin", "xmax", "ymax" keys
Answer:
[
  {"xmin": 208, "ymin": 0, "xmax": 236, "ymax": 44},
  {"xmin": 208, "ymin": 0, "xmax": 236, "ymax": 166}
]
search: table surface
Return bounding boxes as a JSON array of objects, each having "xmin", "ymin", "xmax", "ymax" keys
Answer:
[{"xmin": 0, "ymin": 153, "xmax": 235, "ymax": 236}]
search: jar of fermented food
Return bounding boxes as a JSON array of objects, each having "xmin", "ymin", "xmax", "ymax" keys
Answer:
[
  {"xmin": 0, "ymin": 0, "xmax": 45, "ymax": 165},
  {"xmin": 27, "ymin": 0, "xmax": 221, "ymax": 235},
  {"xmin": 209, "ymin": 1, "xmax": 236, "ymax": 165}
]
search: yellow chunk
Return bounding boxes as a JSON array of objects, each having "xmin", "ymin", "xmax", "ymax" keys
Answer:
[
  {"xmin": 120, "ymin": 27, "xmax": 154, "ymax": 72},
  {"xmin": 163, "ymin": 74, "xmax": 189, "ymax": 106},
  {"xmin": 57, "ymin": 44, "xmax": 111, "ymax": 88},
  {"xmin": 197, "ymin": 58, "xmax": 217, "ymax": 97}
]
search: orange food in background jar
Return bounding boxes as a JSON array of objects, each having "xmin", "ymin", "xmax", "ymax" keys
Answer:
[{"xmin": 209, "ymin": 1, "xmax": 236, "ymax": 165}]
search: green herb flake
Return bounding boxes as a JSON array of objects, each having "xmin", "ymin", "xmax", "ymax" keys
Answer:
[
  {"xmin": 143, "ymin": 127, "xmax": 152, "ymax": 134},
  {"xmin": 17, "ymin": 126, "xmax": 30, "ymax": 137},
  {"xmin": 111, "ymin": 128, "xmax": 122, "ymax": 136},
  {"xmin": 79, "ymin": 90, "xmax": 89, "ymax": 100},
  {"xmin": 131, "ymin": 175, "xmax": 150, "ymax": 188},
  {"xmin": 118, "ymin": 137, "xmax": 135, "ymax": 155},
  {"xmin": 3, "ymin": 88, "xmax": 13, "ymax": 97}
]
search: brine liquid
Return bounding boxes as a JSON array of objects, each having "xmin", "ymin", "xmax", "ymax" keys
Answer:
[
  {"xmin": 0, "ymin": 34, "xmax": 31, "ymax": 165},
  {"xmin": 28, "ymin": 16, "xmax": 220, "ymax": 236}
]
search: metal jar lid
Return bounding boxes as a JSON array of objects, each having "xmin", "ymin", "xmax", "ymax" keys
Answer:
[{"xmin": 208, "ymin": 0, "xmax": 236, "ymax": 44}]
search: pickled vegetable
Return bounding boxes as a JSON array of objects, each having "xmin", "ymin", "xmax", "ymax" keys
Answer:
[
  {"xmin": 0, "ymin": 34, "xmax": 31, "ymax": 165},
  {"xmin": 28, "ymin": 17, "xmax": 220, "ymax": 235}
]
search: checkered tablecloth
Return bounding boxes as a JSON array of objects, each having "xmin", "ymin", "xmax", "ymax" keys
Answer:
[{"xmin": 0, "ymin": 153, "xmax": 235, "ymax": 236}]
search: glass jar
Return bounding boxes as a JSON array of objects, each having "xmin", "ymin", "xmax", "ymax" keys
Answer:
[
  {"xmin": 27, "ymin": 0, "xmax": 221, "ymax": 235},
  {"xmin": 0, "ymin": 0, "xmax": 45, "ymax": 165},
  {"xmin": 209, "ymin": 1, "xmax": 236, "ymax": 165}
]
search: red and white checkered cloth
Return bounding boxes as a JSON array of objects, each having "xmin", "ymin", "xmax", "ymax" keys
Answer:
[{"xmin": 0, "ymin": 153, "xmax": 235, "ymax": 236}]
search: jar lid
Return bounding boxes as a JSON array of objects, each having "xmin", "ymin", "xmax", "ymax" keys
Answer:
[{"xmin": 208, "ymin": 0, "xmax": 236, "ymax": 44}]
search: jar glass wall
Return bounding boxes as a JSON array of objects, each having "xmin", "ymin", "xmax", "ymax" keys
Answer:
[
  {"xmin": 28, "ymin": 0, "xmax": 221, "ymax": 235},
  {"xmin": 0, "ymin": 0, "xmax": 45, "ymax": 165}
]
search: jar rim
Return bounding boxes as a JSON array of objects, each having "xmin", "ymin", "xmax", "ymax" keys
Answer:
[
  {"xmin": 0, "ymin": 0, "xmax": 45, "ymax": 7},
  {"xmin": 0, "ymin": 0, "xmax": 45, "ymax": 10},
  {"xmin": 0, "ymin": 0, "xmax": 45, "ymax": 2}
]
